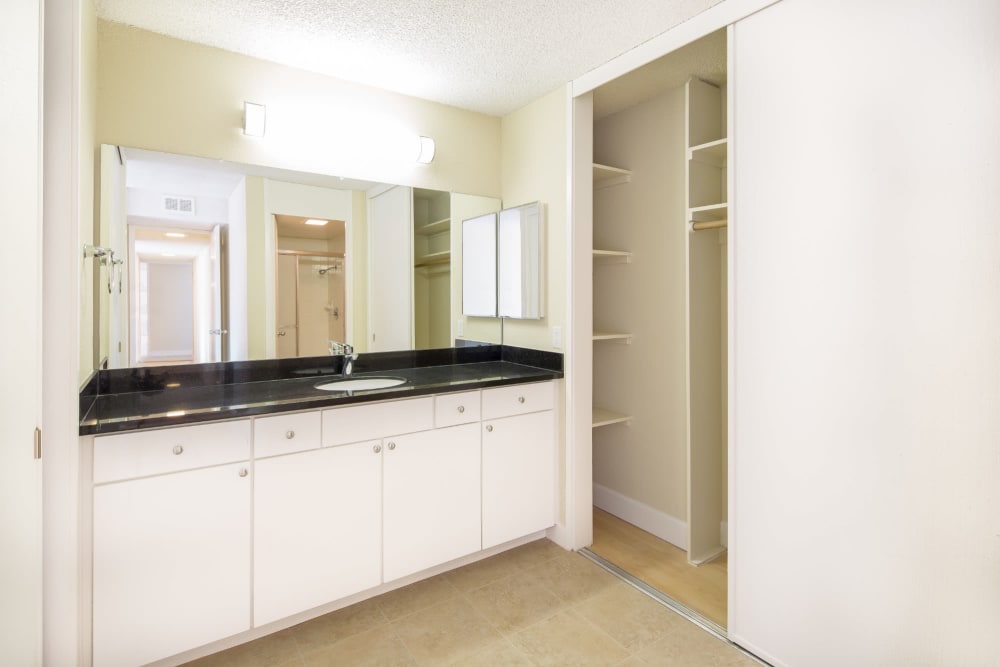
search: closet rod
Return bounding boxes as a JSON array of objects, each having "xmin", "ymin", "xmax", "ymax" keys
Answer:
[{"xmin": 691, "ymin": 219, "xmax": 728, "ymax": 231}]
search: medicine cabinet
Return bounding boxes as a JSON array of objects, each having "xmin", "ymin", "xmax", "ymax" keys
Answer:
[{"xmin": 462, "ymin": 202, "xmax": 545, "ymax": 321}]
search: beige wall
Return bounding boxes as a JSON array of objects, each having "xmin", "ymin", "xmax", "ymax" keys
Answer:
[
  {"xmin": 499, "ymin": 87, "xmax": 568, "ymax": 352},
  {"xmin": 591, "ymin": 87, "xmax": 689, "ymax": 522},
  {"xmin": 96, "ymin": 21, "xmax": 500, "ymax": 198}
]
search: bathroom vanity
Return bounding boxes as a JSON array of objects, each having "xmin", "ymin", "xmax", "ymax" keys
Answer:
[{"xmin": 80, "ymin": 345, "xmax": 561, "ymax": 667}]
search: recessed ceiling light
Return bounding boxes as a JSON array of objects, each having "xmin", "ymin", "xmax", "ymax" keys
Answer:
[
  {"xmin": 304, "ymin": 219, "xmax": 329, "ymax": 226},
  {"xmin": 161, "ymin": 252, "xmax": 176, "ymax": 257},
  {"xmin": 165, "ymin": 232, "xmax": 186, "ymax": 238}
]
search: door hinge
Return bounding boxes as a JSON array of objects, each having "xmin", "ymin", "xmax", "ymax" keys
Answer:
[{"xmin": 33, "ymin": 427, "xmax": 42, "ymax": 460}]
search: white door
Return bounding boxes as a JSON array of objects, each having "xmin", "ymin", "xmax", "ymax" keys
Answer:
[
  {"xmin": 208, "ymin": 224, "xmax": 225, "ymax": 361},
  {"xmin": 482, "ymin": 410, "xmax": 556, "ymax": 548},
  {"xmin": 254, "ymin": 442, "xmax": 382, "ymax": 626},
  {"xmin": 275, "ymin": 253, "xmax": 298, "ymax": 357},
  {"xmin": 368, "ymin": 186, "xmax": 413, "ymax": 351},
  {"xmin": 731, "ymin": 0, "xmax": 1000, "ymax": 664},
  {"xmin": 93, "ymin": 463, "xmax": 252, "ymax": 667},
  {"xmin": 0, "ymin": 0, "xmax": 43, "ymax": 662},
  {"xmin": 382, "ymin": 424, "xmax": 481, "ymax": 581}
]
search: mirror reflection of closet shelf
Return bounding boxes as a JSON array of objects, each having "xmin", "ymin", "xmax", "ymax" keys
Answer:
[
  {"xmin": 592, "ymin": 407, "xmax": 632, "ymax": 429},
  {"xmin": 461, "ymin": 201, "xmax": 545, "ymax": 321}
]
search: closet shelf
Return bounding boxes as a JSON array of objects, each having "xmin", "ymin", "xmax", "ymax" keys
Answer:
[
  {"xmin": 689, "ymin": 203, "xmax": 728, "ymax": 222},
  {"xmin": 415, "ymin": 217, "xmax": 450, "ymax": 236},
  {"xmin": 414, "ymin": 250, "xmax": 451, "ymax": 267},
  {"xmin": 593, "ymin": 163, "xmax": 632, "ymax": 189},
  {"xmin": 592, "ymin": 407, "xmax": 632, "ymax": 428},
  {"xmin": 593, "ymin": 248, "xmax": 632, "ymax": 264},
  {"xmin": 688, "ymin": 138, "xmax": 728, "ymax": 167},
  {"xmin": 593, "ymin": 330, "xmax": 632, "ymax": 344}
]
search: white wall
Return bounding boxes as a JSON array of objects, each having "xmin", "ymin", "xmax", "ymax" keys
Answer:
[{"xmin": 730, "ymin": 0, "xmax": 1000, "ymax": 663}]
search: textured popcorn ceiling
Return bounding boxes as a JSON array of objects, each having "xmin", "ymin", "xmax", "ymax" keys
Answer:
[{"xmin": 95, "ymin": 0, "xmax": 722, "ymax": 117}]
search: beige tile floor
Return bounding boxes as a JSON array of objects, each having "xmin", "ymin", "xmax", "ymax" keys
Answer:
[{"xmin": 186, "ymin": 539, "xmax": 758, "ymax": 667}]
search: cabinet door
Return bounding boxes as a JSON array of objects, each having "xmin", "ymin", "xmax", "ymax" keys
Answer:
[
  {"xmin": 482, "ymin": 410, "xmax": 556, "ymax": 549},
  {"xmin": 254, "ymin": 442, "xmax": 382, "ymax": 626},
  {"xmin": 93, "ymin": 463, "xmax": 251, "ymax": 667},
  {"xmin": 383, "ymin": 423, "xmax": 481, "ymax": 581}
]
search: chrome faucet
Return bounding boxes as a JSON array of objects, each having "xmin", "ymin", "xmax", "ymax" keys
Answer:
[{"xmin": 342, "ymin": 344, "xmax": 358, "ymax": 377}]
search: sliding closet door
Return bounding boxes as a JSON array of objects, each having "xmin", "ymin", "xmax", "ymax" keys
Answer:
[
  {"xmin": 731, "ymin": 0, "xmax": 1000, "ymax": 664},
  {"xmin": 0, "ymin": 0, "xmax": 43, "ymax": 663}
]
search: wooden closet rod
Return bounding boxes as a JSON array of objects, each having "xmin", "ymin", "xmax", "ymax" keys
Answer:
[{"xmin": 691, "ymin": 219, "xmax": 728, "ymax": 231}]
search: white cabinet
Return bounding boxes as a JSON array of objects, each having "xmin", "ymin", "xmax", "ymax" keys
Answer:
[
  {"xmin": 91, "ymin": 381, "xmax": 556, "ymax": 663},
  {"xmin": 383, "ymin": 423, "xmax": 482, "ymax": 581},
  {"xmin": 253, "ymin": 440, "xmax": 382, "ymax": 626},
  {"xmin": 93, "ymin": 462, "xmax": 251, "ymax": 667},
  {"xmin": 481, "ymin": 385, "xmax": 556, "ymax": 549}
]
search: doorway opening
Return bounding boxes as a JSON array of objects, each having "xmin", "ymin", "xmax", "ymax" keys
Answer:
[
  {"xmin": 584, "ymin": 28, "xmax": 730, "ymax": 630},
  {"xmin": 275, "ymin": 215, "xmax": 347, "ymax": 358},
  {"xmin": 128, "ymin": 224, "xmax": 226, "ymax": 367}
]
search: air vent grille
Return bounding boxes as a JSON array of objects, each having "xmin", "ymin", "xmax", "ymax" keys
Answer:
[{"xmin": 163, "ymin": 195, "xmax": 196, "ymax": 215}]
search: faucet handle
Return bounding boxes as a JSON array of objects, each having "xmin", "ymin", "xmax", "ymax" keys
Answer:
[{"xmin": 343, "ymin": 344, "xmax": 354, "ymax": 356}]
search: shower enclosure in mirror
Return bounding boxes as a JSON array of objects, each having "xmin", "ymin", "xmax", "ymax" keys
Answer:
[{"xmin": 275, "ymin": 214, "xmax": 346, "ymax": 358}]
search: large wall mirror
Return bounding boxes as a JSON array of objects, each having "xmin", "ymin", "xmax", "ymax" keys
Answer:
[{"xmin": 91, "ymin": 146, "xmax": 503, "ymax": 372}]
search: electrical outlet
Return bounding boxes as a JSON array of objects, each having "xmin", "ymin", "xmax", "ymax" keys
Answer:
[{"xmin": 552, "ymin": 325, "xmax": 562, "ymax": 349}]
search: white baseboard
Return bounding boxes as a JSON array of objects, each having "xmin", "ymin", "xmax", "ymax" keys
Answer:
[{"xmin": 593, "ymin": 483, "xmax": 688, "ymax": 551}]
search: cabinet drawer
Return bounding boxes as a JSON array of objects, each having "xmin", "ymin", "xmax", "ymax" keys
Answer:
[
  {"xmin": 434, "ymin": 390, "xmax": 481, "ymax": 427},
  {"xmin": 481, "ymin": 382, "xmax": 554, "ymax": 420},
  {"xmin": 94, "ymin": 420, "xmax": 250, "ymax": 484},
  {"xmin": 322, "ymin": 397, "xmax": 434, "ymax": 446},
  {"xmin": 254, "ymin": 411, "xmax": 321, "ymax": 458}
]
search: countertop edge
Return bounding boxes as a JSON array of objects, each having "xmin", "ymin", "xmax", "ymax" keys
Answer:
[{"xmin": 80, "ymin": 367, "xmax": 562, "ymax": 436}]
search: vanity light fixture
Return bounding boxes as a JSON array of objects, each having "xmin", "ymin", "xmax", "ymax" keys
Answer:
[
  {"xmin": 304, "ymin": 219, "xmax": 329, "ymax": 226},
  {"xmin": 164, "ymin": 232, "xmax": 186, "ymax": 238},
  {"xmin": 243, "ymin": 101, "xmax": 266, "ymax": 137},
  {"xmin": 416, "ymin": 136, "xmax": 436, "ymax": 164}
]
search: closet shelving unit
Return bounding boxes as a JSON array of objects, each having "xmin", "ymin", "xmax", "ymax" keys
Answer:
[
  {"xmin": 592, "ymin": 162, "xmax": 634, "ymax": 429},
  {"xmin": 685, "ymin": 78, "xmax": 728, "ymax": 565},
  {"xmin": 414, "ymin": 217, "xmax": 451, "ymax": 267},
  {"xmin": 413, "ymin": 189, "xmax": 451, "ymax": 349}
]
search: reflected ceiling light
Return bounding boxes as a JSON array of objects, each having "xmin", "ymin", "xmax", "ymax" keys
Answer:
[
  {"xmin": 165, "ymin": 232, "xmax": 186, "ymax": 238},
  {"xmin": 304, "ymin": 219, "xmax": 329, "ymax": 226},
  {"xmin": 160, "ymin": 252, "xmax": 176, "ymax": 257},
  {"xmin": 416, "ymin": 136, "xmax": 436, "ymax": 164},
  {"xmin": 244, "ymin": 101, "xmax": 266, "ymax": 137}
]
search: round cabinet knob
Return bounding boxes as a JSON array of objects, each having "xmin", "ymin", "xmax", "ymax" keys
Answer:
[
  {"xmin": 388, "ymin": 442, "xmax": 396, "ymax": 451},
  {"xmin": 172, "ymin": 445, "xmax": 184, "ymax": 455},
  {"xmin": 485, "ymin": 425, "xmax": 493, "ymax": 432},
  {"xmin": 373, "ymin": 444, "xmax": 382, "ymax": 454},
  {"xmin": 238, "ymin": 467, "xmax": 249, "ymax": 478},
  {"xmin": 518, "ymin": 396, "xmax": 526, "ymax": 404},
  {"xmin": 285, "ymin": 430, "xmax": 295, "ymax": 440},
  {"xmin": 457, "ymin": 405, "xmax": 465, "ymax": 413}
]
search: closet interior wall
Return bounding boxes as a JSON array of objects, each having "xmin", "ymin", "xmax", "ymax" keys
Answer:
[
  {"xmin": 591, "ymin": 32, "xmax": 729, "ymax": 559},
  {"xmin": 592, "ymin": 86, "xmax": 690, "ymax": 545}
]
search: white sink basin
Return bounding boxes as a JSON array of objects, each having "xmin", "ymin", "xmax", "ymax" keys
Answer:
[{"xmin": 315, "ymin": 376, "xmax": 407, "ymax": 391}]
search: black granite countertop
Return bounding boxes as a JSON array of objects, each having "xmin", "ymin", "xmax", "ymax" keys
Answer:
[{"xmin": 79, "ymin": 344, "xmax": 562, "ymax": 435}]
